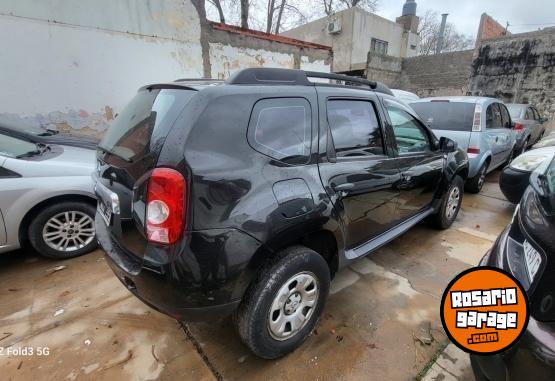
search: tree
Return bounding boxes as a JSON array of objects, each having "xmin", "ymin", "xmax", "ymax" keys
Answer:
[
  {"xmin": 208, "ymin": 0, "xmax": 226, "ymax": 23},
  {"xmin": 323, "ymin": 0, "xmax": 378, "ymax": 15},
  {"xmin": 240, "ymin": 0, "xmax": 249, "ymax": 28},
  {"xmin": 418, "ymin": 10, "xmax": 474, "ymax": 55}
]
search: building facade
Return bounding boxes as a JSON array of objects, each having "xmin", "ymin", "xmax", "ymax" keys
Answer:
[{"xmin": 280, "ymin": 2, "xmax": 420, "ymax": 74}]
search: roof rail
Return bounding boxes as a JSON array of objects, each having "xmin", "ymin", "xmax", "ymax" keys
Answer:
[
  {"xmin": 174, "ymin": 78, "xmax": 224, "ymax": 83},
  {"xmin": 226, "ymin": 68, "xmax": 392, "ymax": 95}
]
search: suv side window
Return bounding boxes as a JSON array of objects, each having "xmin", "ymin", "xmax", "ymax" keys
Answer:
[
  {"xmin": 386, "ymin": 105, "xmax": 431, "ymax": 154},
  {"xmin": 532, "ymin": 107, "xmax": 540, "ymax": 121},
  {"xmin": 248, "ymin": 98, "xmax": 311, "ymax": 164},
  {"xmin": 486, "ymin": 104, "xmax": 503, "ymax": 129},
  {"xmin": 327, "ymin": 100, "xmax": 384, "ymax": 157},
  {"xmin": 499, "ymin": 104, "xmax": 511, "ymax": 128}
]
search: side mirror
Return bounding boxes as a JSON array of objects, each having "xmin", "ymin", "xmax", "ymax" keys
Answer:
[{"xmin": 439, "ymin": 137, "xmax": 458, "ymax": 153}]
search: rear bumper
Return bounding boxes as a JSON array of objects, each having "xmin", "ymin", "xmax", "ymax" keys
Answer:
[
  {"xmin": 96, "ymin": 212, "xmax": 261, "ymax": 321},
  {"xmin": 499, "ymin": 167, "xmax": 531, "ymax": 204}
]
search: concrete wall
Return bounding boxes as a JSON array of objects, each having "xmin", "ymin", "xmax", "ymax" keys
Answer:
[
  {"xmin": 366, "ymin": 53, "xmax": 403, "ymax": 87},
  {"xmin": 397, "ymin": 50, "xmax": 474, "ymax": 96},
  {"xmin": 469, "ymin": 28, "xmax": 555, "ymax": 128},
  {"xmin": 205, "ymin": 24, "xmax": 331, "ymax": 79},
  {"xmin": 281, "ymin": 7, "xmax": 418, "ymax": 73},
  {"xmin": 0, "ymin": 0, "xmax": 203, "ymax": 136},
  {"xmin": 0, "ymin": 0, "xmax": 331, "ymax": 137}
]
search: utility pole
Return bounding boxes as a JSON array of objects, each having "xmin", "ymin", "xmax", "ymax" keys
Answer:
[
  {"xmin": 436, "ymin": 13, "xmax": 449, "ymax": 55},
  {"xmin": 504, "ymin": 21, "xmax": 510, "ymax": 35}
]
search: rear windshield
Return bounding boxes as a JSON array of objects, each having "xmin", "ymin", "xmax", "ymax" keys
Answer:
[
  {"xmin": 410, "ymin": 102, "xmax": 475, "ymax": 131},
  {"xmin": 507, "ymin": 105, "xmax": 524, "ymax": 119},
  {"xmin": 99, "ymin": 88, "xmax": 195, "ymax": 162}
]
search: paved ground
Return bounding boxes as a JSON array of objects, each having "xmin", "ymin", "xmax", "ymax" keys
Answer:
[{"xmin": 0, "ymin": 171, "xmax": 513, "ymax": 381}]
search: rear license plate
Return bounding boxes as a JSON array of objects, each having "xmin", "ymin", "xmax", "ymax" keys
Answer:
[
  {"xmin": 524, "ymin": 240, "xmax": 542, "ymax": 282},
  {"xmin": 98, "ymin": 200, "xmax": 112, "ymax": 226}
]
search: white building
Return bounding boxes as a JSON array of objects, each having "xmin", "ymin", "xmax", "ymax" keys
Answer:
[{"xmin": 281, "ymin": 1, "xmax": 420, "ymax": 75}]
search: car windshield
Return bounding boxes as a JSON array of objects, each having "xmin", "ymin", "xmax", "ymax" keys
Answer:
[
  {"xmin": 507, "ymin": 105, "xmax": 524, "ymax": 119},
  {"xmin": 409, "ymin": 102, "xmax": 475, "ymax": 131},
  {"xmin": 0, "ymin": 133, "xmax": 41, "ymax": 158},
  {"xmin": 0, "ymin": 117, "xmax": 57, "ymax": 136}
]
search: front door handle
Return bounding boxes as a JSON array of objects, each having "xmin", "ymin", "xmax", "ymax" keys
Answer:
[{"xmin": 332, "ymin": 183, "xmax": 355, "ymax": 193}]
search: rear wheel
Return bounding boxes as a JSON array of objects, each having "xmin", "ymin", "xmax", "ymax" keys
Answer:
[
  {"xmin": 28, "ymin": 202, "xmax": 97, "ymax": 259},
  {"xmin": 465, "ymin": 162, "xmax": 488, "ymax": 194},
  {"xmin": 234, "ymin": 245, "xmax": 330, "ymax": 359},
  {"xmin": 431, "ymin": 175, "xmax": 464, "ymax": 229}
]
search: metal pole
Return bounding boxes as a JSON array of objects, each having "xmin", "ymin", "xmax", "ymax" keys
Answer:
[{"xmin": 436, "ymin": 13, "xmax": 449, "ymax": 54}]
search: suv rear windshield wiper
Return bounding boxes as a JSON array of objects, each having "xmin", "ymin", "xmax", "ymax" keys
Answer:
[{"xmin": 98, "ymin": 145, "xmax": 134, "ymax": 163}]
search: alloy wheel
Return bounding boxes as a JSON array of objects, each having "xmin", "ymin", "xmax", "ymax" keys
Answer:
[{"xmin": 42, "ymin": 211, "xmax": 95, "ymax": 252}]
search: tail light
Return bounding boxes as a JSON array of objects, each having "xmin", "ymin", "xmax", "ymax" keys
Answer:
[
  {"xmin": 472, "ymin": 104, "xmax": 482, "ymax": 131},
  {"xmin": 513, "ymin": 123, "xmax": 524, "ymax": 131},
  {"xmin": 146, "ymin": 168, "xmax": 185, "ymax": 244},
  {"xmin": 467, "ymin": 147, "xmax": 481, "ymax": 155}
]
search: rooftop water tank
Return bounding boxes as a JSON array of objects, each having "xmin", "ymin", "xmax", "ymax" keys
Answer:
[{"xmin": 402, "ymin": 0, "xmax": 417, "ymax": 16}]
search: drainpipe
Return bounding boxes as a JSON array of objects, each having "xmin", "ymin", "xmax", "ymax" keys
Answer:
[{"xmin": 436, "ymin": 13, "xmax": 449, "ymax": 54}]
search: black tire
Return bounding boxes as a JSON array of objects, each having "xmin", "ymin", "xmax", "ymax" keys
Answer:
[
  {"xmin": 234, "ymin": 245, "xmax": 330, "ymax": 359},
  {"xmin": 470, "ymin": 355, "xmax": 490, "ymax": 381},
  {"xmin": 430, "ymin": 175, "xmax": 464, "ymax": 229},
  {"xmin": 465, "ymin": 162, "xmax": 488, "ymax": 194},
  {"xmin": 28, "ymin": 201, "xmax": 98, "ymax": 259}
]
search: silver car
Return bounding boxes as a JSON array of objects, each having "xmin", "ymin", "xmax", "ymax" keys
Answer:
[
  {"xmin": 410, "ymin": 97, "xmax": 517, "ymax": 193},
  {"xmin": 506, "ymin": 103, "xmax": 548, "ymax": 155},
  {"xmin": 0, "ymin": 131, "xmax": 97, "ymax": 258}
]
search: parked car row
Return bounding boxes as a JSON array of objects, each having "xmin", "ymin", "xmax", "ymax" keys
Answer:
[
  {"xmin": 0, "ymin": 68, "xmax": 552, "ymax": 362},
  {"xmin": 409, "ymin": 97, "xmax": 548, "ymax": 194}
]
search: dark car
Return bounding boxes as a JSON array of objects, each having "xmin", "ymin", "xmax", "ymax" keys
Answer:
[
  {"xmin": 472, "ymin": 155, "xmax": 555, "ymax": 381},
  {"xmin": 500, "ymin": 147, "xmax": 555, "ymax": 203},
  {"xmin": 0, "ymin": 117, "xmax": 98, "ymax": 150},
  {"xmin": 506, "ymin": 103, "xmax": 548, "ymax": 155},
  {"xmin": 94, "ymin": 68, "xmax": 469, "ymax": 359}
]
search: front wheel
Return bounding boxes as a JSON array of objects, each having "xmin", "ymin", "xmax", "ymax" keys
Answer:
[
  {"xmin": 28, "ymin": 201, "xmax": 98, "ymax": 259},
  {"xmin": 234, "ymin": 246, "xmax": 330, "ymax": 359},
  {"xmin": 431, "ymin": 175, "xmax": 464, "ymax": 229},
  {"xmin": 465, "ymin": 162, "xmax": 487, "ymax": 194}
]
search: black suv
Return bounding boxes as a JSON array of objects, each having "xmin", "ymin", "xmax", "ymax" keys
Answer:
[{"xmin": 94, "ymin": 68, "xmax": 469, "ymax": 359}]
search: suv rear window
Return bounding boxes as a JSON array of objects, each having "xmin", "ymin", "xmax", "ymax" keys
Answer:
[
  {"xmin": 248, "ymin": 98, "xmax": 311, "ymax": 164},
  {"xmin": 99, "ymin": 88, "xmax": 195, "ymax": 162},
  {"xmin": 410, "ymin": 102, "xmax": 475, "ymax": 131}
]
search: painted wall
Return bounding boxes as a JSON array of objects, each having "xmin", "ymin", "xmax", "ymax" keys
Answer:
[
  {"xmin": 0, "ymin": 0, "xmax": 203, "ymax": 136},
  {"xmin": 0, "ymin": 0, "xmax": 331, "ymax": 137}
]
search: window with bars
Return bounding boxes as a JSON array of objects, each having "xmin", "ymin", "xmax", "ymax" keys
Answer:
[{"xmin": 371, "ymin": 38, "xmax": 388, "ymax": 55}]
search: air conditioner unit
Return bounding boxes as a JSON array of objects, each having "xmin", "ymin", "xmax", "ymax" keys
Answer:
[{"xmin": 327, "ymin": 19, "xmax": 341, "ymax": 34}]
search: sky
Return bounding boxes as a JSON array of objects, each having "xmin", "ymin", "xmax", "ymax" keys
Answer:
[{"xmin": 377, "ymin": 0, "xmax": 555, "ymax": 38}]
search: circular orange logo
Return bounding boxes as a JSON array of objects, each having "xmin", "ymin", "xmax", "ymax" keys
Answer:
[{"xmin": 440, "ymin": 267, "xmax": 529, "ymax": 355}]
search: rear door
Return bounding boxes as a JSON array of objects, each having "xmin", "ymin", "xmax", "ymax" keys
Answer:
[
  {"xmin": 383, "ymin": 99, "xmax": 444, "ymax": 221},
  {"xmin": 499, "ymin": 103, "xmax": 515, "ymax": 153},
  {"xmin": 317, "ymin": 88, "xmax": 401, "ymax": 250},
  {"xmin": 95, "ymin": 87, "xmax": 197, "ymax": 258},
  {"xmin": 485, "ymin": 103, "xmax": 510, "ymax": 166},
  {"xmin": 530, "ymin": 107, "xmax": 542, "ymax": 142}
]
